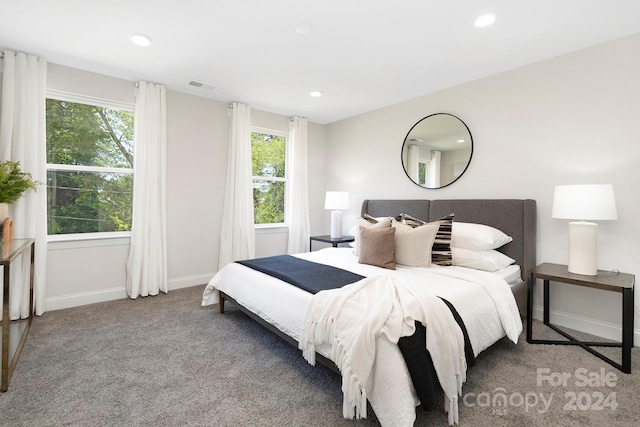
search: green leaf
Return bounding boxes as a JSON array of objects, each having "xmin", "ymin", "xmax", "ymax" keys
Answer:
[{"xmin": 0, "ymin": 161, "xmax": 39, "ymax": 204}]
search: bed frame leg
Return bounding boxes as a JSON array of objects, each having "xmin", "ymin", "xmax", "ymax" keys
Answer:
[{"xmin": 219, "ymin": 291, "xmax": 225, "ymax": 314}]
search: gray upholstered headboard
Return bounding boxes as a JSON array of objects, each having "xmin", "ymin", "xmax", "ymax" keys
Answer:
[{"xmin": 361, "ymin": 199, "xmax": 536, "ymax": 314}]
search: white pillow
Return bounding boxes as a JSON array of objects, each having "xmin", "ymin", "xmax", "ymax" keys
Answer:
[
  {"xmin": 452, "ymin": 247, "xmax": 515, "ymax": 272},
  {"xmin": 392, "ymin": 221, "xmax": 439, "ymax": 267},
  {"xmin": 451, "ymin": 222, "xmax": 513, "ymax": 250},
  {"xmin": 351, "ymin": 216, "xmax": 392, "ymax": 256}
]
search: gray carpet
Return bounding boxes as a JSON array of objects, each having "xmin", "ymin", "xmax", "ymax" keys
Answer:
[{"xmin": 1, "ymin": 284, "xmax": 639, "ymax": 426}]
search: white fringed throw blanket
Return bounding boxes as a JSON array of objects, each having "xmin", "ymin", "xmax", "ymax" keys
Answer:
[{"xmin": 299, "ymin": 275, "xmax": 467, "ymax": 425}]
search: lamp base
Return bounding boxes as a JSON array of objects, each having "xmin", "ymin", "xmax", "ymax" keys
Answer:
[
  {"xmin": 330, "ymin": 210, "xmax": 343, "ymax": 239},
  {"xmin": 568, "ymin": 221, "xmax": 598, "ymax": 276}
]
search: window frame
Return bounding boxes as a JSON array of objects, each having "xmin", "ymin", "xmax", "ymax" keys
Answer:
[
  {"xmin": 45, "ymin": 90, "xmax": 135, "ymax": 242},
  {"xmin": 251, "ymin": 126, "xmax": 289, "ymax": 229}
]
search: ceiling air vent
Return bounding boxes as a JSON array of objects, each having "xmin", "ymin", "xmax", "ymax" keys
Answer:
[{"xmin": 188, "ymin": 80, "xmax": 217, "ymax": 91}]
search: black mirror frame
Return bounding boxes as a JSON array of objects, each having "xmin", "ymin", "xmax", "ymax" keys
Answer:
[{"xmin": 401, "ymin": 113, "xmax": 473, "ymax": 189}]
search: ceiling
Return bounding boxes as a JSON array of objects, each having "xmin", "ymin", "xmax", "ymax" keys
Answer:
[{"xmin": 1, "ymin": 1, "xmax": 640, "ymax": 124}]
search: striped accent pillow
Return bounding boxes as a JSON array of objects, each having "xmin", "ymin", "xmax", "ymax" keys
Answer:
[
  {"xmin": 399, "ymin": 213, "xmax": 426, "ymax": 228},
  {"xmin": 400, "ymin": 212, "xmax": 454, "ymax": 266},
  {"xmin": 362, "ymin": 213, "xmax": 380, "ymax": 224},
  {"xmin": 430, "ymin": 214, "xmax": 454, "ymax": 266}
]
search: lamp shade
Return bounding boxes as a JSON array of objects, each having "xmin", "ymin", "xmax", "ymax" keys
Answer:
[
  {"xmin": 324, "ymin": 191, "xmax": 350, "ymax": 210},
  {"xmin": 552, "ymin": 184, "xmax": 617, "ymax": 221}
]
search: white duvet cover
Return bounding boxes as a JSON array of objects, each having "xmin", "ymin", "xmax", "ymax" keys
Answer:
[{"xmin": 202, "ymin": 248, "xmax": 523, "ymax": 427}]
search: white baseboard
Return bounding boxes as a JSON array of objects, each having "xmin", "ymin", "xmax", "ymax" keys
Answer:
[
  {"xmin": 45, "ymin": 287, "xmax": 129, "ymax": 312},
  {"xmin": 168, "ymin": 273, "xmax": 212, "ymax": 290},
  {"xmin": 44, "ymin": 273, "xmax": 213, "ymax": 312},
  {"xmin": 532, "ymin": 305, "xmax": 640, "ymax": 347}
]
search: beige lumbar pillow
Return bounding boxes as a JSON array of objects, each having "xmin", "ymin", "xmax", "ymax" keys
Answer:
[{"xmin": 393, "ymin": 220, "xmax": 439, "ymax": 267}]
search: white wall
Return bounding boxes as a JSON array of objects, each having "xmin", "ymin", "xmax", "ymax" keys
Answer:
[
  {"xmin": 324, "ymin": 33, "xmax": 640, "ymax": 342},
  {"xmin": 41, "ymin": 63, "xmax": 326, "ymax": 310},
  {"xmin": 164, "ymin": 91, "xmax": 228, "ymax": 288}
]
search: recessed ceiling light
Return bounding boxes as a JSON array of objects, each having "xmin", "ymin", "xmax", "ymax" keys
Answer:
[
  {"xmin": 295, "ymin": 23, "xmax": 313, "ymax": 35},
  {"xmin": 131, "ymin": 34, "xmax": 151, "ymax": 46},
  {"xmin": 310, "ymin": 90, "xmax": 322, "ymax": 97},
  {"xmin": 474, "ymin": 13, "xmax": 496, "ymax": 28}
]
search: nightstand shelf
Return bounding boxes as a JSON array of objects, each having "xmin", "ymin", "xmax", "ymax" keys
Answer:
[
  {"xmin": 527, "ymin": 262, "xmax": 634, "ymax": 373},
  {"xmin": 309, "ymin": 235, "xmax": 354, "ymax": 251}
]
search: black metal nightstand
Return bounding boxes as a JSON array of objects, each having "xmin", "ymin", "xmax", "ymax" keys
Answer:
[
  {"xmin": 528, "ymin": 262, "xmax": 635, "ymax": 373},
  {"xmin": 309, "ymin": 235, "xmax": 354, "ymax": 251}
]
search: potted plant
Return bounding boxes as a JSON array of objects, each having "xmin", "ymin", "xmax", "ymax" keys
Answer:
[{"xmin": 0, "ymin": 161, "xmax": 38, "ymax": 221}]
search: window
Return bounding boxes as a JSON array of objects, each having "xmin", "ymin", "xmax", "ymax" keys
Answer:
[
  {"xmin": 46, "ymin": 93, "xmax": 134, "ymax": 237},
  {"xmin": 251, "ymin": 128, "xmax": 287, "ymax": 226},
  {"xmin": 418, "ymin": 162, "xmax": 426, "ymax": 186}
]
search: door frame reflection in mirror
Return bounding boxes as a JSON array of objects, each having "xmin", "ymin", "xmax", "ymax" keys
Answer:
[{"xmin": 401, "ymin": 113, "xmax": 473, "ymax": 189}]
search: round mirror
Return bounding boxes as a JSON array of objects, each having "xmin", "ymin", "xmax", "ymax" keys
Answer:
[{"xmin": 401, "ymin": 113, "xmax": 473, "ymax": 189}]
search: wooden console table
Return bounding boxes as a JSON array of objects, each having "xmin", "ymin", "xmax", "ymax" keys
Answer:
[{"xmin": 1, "ymin": 238, "xmax": 35, "ymax": 392}]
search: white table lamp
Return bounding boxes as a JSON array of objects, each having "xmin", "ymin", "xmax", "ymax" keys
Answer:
[
  {"xmin": 552, "ymin": 184, "xmax": 617, "ymax": 275},
  {"xmin": 325, "ymin": 191, "xmax": 349, "ymax": 238}
]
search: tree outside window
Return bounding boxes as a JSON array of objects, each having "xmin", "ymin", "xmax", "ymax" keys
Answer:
[
  {"xmin": 251, "ymin": 130, "xmax": 287, "ymax": 225},
  {"xmin": 46, "ymin": 96, "xmax": 134, "ymax": 235},
  {"xmin": 418, "ymin": 162, "xmax": 426, "ymax": 186}
]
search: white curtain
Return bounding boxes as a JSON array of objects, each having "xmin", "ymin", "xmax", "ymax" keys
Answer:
[
  {"xmin": 286, "ymin": 116, "xmax": 310, "ymax": 253},
  {"xmin": 126, "ymin": 81, "xmax": 168, "ymax": 298},
  {"xmin": 218, "ymin": 102, "xmax": 255, "ymax": 269},
  {"xmin": 406, "ymin": 144, "xmax": 419, "ymax": 182},
  {"xmin": 0, "ymin": 50, "xmax": 47, "ymax": 318},
  {"xmin": 427, "ymin": 150, "xmax": 441, "ymax": 188}
]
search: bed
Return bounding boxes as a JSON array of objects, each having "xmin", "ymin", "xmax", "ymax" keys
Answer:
[{"xmin": 202, "ymin": 199, "xmax": 536, "ymax": 426}]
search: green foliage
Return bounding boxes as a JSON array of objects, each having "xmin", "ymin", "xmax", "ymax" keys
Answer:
[
  {"xmin": 253, "ymin": 181, "xmax": 285, "ymax": 224},
  {"xmin": 252, "ymin": 132, "xmax": 285, "ymax": 178},
  {"xmin": 46, "ymin": 99, "xmax": 134, "ymax": 234},
  {"xmin": 418, "ymin": 162, "xmax": 426, "ymax": 186},
  {"xmin": 251, "ymin": 132, "xmax": 286, "ymax": 224},
  {"xmin": 0, "ymin": 161, "xmax": 38, "ymax": 203},
  {"xmin": 46, "ymin": 100, "xmax": 134, "ymax": 168}
]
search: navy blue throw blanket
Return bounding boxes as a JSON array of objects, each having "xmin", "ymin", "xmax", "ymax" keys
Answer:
[
  {"xmin": 237, "ymin": 254, "xmax": 365, "ymax": 294},
  {"xmin": 236, "ymin": 254, "xmax": 475, "ymax": 412}
]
